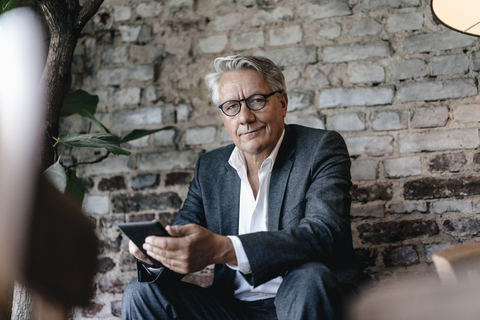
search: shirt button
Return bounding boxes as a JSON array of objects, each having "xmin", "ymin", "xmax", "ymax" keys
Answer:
[{"xmin": 253, "ymin": 212, "xmax": 257, "ymax": 216}]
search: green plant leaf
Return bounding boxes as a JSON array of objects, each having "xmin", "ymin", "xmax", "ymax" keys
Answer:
[
  {"xmin": 119, "ymin": 126, "xmax": 174, "ymax": 143},
  {"xmin": 61, "ymin": 90, "xmax": 110, "ymax": 133},
  {"xmin": 56, "ymin": 133, "xmax": 131, "ymax": 156},
  {"xmin": 1, "ymin": 0, "xmax": 20, "ymax": 13},
  {"xmin": 65, "ymin": 170, "xmax": 85, "ymax": 207},
  {"xmin": 43, "ymin": 158, "xmax": 67, "ymax": 193}
]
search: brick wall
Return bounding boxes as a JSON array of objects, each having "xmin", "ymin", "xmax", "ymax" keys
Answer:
[{"xmin": 65, "ymin": 0, "xmax": 480, "ymax": 318}]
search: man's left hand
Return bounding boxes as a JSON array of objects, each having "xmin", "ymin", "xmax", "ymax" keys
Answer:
[{"xmin": 143, "ymin": 224, "xmax": 237, "ymax": 274}]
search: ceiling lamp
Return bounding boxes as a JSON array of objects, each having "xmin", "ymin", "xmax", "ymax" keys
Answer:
[{"xmin": 432, "ymin": 0, "xmax": 480, "ymax": 36}]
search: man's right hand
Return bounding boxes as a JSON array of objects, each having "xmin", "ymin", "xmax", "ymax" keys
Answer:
[{"xmin": 128, "ymin": 240, "xmax": 154, "ymax": 266}]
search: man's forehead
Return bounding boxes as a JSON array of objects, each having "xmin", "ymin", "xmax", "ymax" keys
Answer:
[{"xmin": 219, "ymin": 69, "xmax": 271, "ymax": 93}]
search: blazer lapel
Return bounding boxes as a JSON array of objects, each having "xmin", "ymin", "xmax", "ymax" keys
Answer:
[
  {"xmin": 219, "ymin": 161, "xmax": 241, "ymax": 236},
  {"xmin": 268, "ymin": 125, "xmax": 295, "ymax": 231}
]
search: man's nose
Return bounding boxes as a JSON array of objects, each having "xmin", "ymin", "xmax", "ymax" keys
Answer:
[{"xmin": 237, "ymin": 101, "xmax": 255, "ymax": 124}]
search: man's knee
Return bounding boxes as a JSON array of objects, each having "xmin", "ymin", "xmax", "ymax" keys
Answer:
[{"xmin": 284, "ymin": 262, "xmax": 338, "ymax": 288}]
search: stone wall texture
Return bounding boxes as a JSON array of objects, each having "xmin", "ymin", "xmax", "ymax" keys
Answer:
[{"xmin": 64, "ymin": 0, "xmax": 480, "ymax": 318}]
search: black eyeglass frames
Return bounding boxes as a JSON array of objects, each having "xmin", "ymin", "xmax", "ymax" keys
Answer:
[{"xmin": 218, "ymin": 90, "xmax": 282, "ymax": 117}]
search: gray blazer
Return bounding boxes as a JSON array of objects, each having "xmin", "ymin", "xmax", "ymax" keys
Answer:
[{"xmin": 138, "ymin": 125, "xmax": 361, "ymax": 297}]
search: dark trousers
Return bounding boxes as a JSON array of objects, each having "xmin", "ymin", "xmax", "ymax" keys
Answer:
[{"xmin": 121, "ymin": 262, "xmax": 344, "ymax": 320}]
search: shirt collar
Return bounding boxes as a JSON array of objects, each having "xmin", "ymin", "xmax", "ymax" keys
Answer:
[{"xmin": 229, "ymin": 128, "xmax": 285, "ymax": 173}]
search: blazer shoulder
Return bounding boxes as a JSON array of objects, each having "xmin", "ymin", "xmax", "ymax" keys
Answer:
[{"xmin": 197, "ymin": 143, "xmax": 235, "ymax": 167}]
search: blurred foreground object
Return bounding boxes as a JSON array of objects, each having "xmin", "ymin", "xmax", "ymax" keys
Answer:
[
  {"xmin": 433, "ymin": 242, "xmax": 480, "ymax": 285},
  {"xmin": 0, "ymin": 7, "xmax": 98, "ymax": 319},
  {"xmin": 432, "ymin": 0, "xmax": 480, "ymax": 37}
]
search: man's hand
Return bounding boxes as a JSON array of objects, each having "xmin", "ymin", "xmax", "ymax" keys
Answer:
[
  {"xmin": 143, "ymin": 224, "xmax": 237, "ymax": 274},
  {"xmin": 128, "ymin": 240, "xmax": 154, "ymax": 266}
]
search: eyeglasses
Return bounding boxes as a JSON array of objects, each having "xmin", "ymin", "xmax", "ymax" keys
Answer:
[{"xmin": 218, "ymin": 91, "xmax": 282, "ymax": 117}]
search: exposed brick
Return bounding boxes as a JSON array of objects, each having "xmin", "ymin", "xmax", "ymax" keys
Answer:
[
  {"xmin": 232, "ymin": 31, "xmax": 264, "ymax": 51},
  {"xmin": 349, "ymin": 18, "xmax": 381, "ymax": 37},
  {"xmin": 350, "ymin": 205, "xmax": 385, "ymax": 218},
  {"xmin": 310, "ymin": 69, "xmax": 329, "ymax": 87},
  {"xmin": 120, "ymin": 252, "xmax": 136, "ymax": 272},
  {"xmin": 316, "ymin": 22, "xmax": 341, "ymax": 40},
  {"xmin": 453, "ymin": 104, "xmax": 480, "ymax": 124},
  {"xmin": 98, "ymin": 176, "xmax": 126, "ymax": 191},
  {"xmin": 397, "ymin": 79, "xmax": 477, "ymax": 102},
  {"xmin": 297, "ymin": 1, "xmax": 351, "ymax": 20},
  {"xmin": 98, "ymin": 235, "xmax": 122, "ymax": 253},
  {"xmin": 389, "ymin": 59, "xmax": 426, "ymax": 80},
  {"xmin": 405, "ymin": 31, "xmax": 477, "ymax": 53},
  {"xmin": 351, "ymin": 160, "xmax": 377, "ymax": 181},
  {"xmin": 371, "ymin": 110, "xmax": 407, "ymax": 131},
  {"xmin": 288, "ymin": 91, "xmax": 314, "ymax": 111},
  {"xmin": 158, "ymin": 212, "xmax": 176, "ymax": 225},
  {"xmin": 383, "ymin": 245, "xmax": 419, "ymax": 267},
  {"xmin": 81, "ymin": 156, "xmax": 132, "ymax": 176},
  {"xmin": 111, "ymin": 300, "xmax": 122, "ymax": 318},
  {"xmin": 428, "ymin": 152, "xmax": 466, "ymax": 172},
  {"xmin": 139, "ymin": 150, "xmax": 203, "ymax": 171},
  {"xmin": 284, "ymin": 70, "xmax": 301, "ymax": 84},
  {"xmin": 83, "ymin": 195, "xmax": 110, "ymax": 215},
  {"xmin": 169, "ymin": 0, "xmax": 194, "ymax": 13},
  {"xmin": 186, "ymin": 126, "xmax": 216, "ymax": 145},
  {"xmin": 251, "ymin": 7, "xmax": 294, "ymax": 27},
  {"xmin": 404, "ymin": 177, "xmax": 480, "ymax": 200},
  {"xmin": 118, "ymin": 25, "xmax": 141, "ymax": 42},
  {"xmin": 98, "ymin": 64, "xmax": 154, "ymax": 85},
  {"xmin": 112, "ymin": 192, "xmax": 182, "ymax": 213},
  {"xmin": 359, "ymin": 220, "xmax": 438, "ymax": 244},
  {"xmin": 269, "ymin": 26, "xmax": 302, "ymax": 46},
  {"xmin": 443, "ymin": 219, "xmax": 480, "ymax": 237},
  {"xmin": 431, "ymin": 54, "xmax": 469, "ymax": 76},
  {"xmin": 355, "ymin": 248, "xmax": 379, "ymax": 268},
  {"xmin": 255, "ymin": 46, "xmax": 317, "ymax": 67},
  {"xmin": 101, "ymin": 46, "xmax": 128, "ymax": 65},
  {"xmin": 132, "ymin": 174, "xmax": 160, "ymax": 190},
  {"xmin": 433, "ymin": 200, "xmax": 472, "ymax": 214},
  {"xmin": 351, "ymin": 183, "xmax": 392, "ymax": 203},
  {"xmin": 114, "ymin": 87, "xmax": 141, "ymax": 106},
  {"xmin": 136, "ymin": 2, "xmax": 163, "ymax": 18},
  {"xmin": 383, "ymin": 156, "xmax": 421, "ymax": 178},
  {"xmin": 361, "ymin": 0, "xmax": 420, "ymax": 11},
  {"xmin": 98, "ymin": 277, "xmax": 126, "ymax": 294},
  {"xmin": 345, "ymin": 136, "xmax": 393, "ymax": 157},
  {"xmin": 112, "ymin": 107, "xmax": 162, "ymax": 127},
  {"xmin": 99, "ymin": 215, "xmax": 125, "ymax": 231},
  {"xmin": 82, "ymin": 302, "xmax": 105, "ymax": 318},
  {"xmin": 349, "ymin": 64, "xmax": 384, "ymax": 83},
  {"xmin": 215, "ymin": 13, "xmax": 242, "ymax": 31},
  {"xmin": 323, "ymin": 41, "xmax": 392, "ymax": 63},
  {"xmin": 165, "ymin": 172, "xmax": 193, "ymax": 186},
  {"xmin": 411, "ymin": 106, "xmax": 448, "ymax": 128},
  {"xmin": 398, "ymin": 129, "xmax": 478, "ymax": 153},
  {"xmin": 113, "ymin": 6, "xmax": 131, "ymax": 22},
  {"xmin": 424, "ymin": 243, "xmax": 452, "ymax": 262},
  {"xmin": 320, "ymin": 87, "xmax": 394, "ymax": 108},
  {"xmin": 388, "ymin": 202, "xmax": 427, "ymax": 214},
  {"xmin": 330, "ymin": 113, "xmax": 365, "ymax": 132},
  {"xmin": 153, "ymin": 129, "xmax": 175, "ymax": 147},
  {"xmin": 286, "ymin": 115, "xmax": 325, "ymax": 130},
  {"xmin": 474, "ymin": 51, "xmax": 480, "ymax": 71},
  {"xmin": 198, "ymin": 35, "xmax": 228, "ymax": 54},
  {"xmin": 127, "ymin": 213, "xmax": 156, "ymax": 222},
  {"xmin": 387, "ymin": 12, "xmax": 423, "ymax": 33},
  {"xmin": 97, "ymin": 257, "xmax": 115, "ymax": 274}
]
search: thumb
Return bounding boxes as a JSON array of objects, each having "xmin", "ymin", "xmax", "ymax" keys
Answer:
[{"xmin": 166, "ymin": 224, "xmax": 189, "ymax": 237}]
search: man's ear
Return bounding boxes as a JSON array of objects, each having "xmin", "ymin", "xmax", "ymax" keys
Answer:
[{"xmin": 281, "ymin": 92, "xmax": 288, "ymax": 109}]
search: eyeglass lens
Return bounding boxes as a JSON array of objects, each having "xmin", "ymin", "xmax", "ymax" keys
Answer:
[{"xmin": 222, "ymin": 94, "xmax": 266, "ymax": 116}]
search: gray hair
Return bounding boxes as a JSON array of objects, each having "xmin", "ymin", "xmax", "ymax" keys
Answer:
[{"xmin": 205, "ymin": 55, "xmax": 286, "ymax": 106}]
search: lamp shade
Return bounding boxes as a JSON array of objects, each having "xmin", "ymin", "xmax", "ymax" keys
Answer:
[{"xmin": 432, "ymin": 0, "xmax": 480, "ymax": 36}]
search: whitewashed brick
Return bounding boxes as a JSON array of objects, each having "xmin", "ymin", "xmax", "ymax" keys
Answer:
[
  {"xmin": 136, "ymin": 2, "xmax": 163, "ymax": 18},
  {"xmin": 186, "ymin": 127, "xmax": 216, "ymax": 145},
  {"xmin": 144, "ymin": 85, "xmax": 157, "ymax": 102},
  {"xmin": 152, "ymin": 44, "xmax": 163, "ymax": 58},
  {"xmin": 215, "ymin": 13, "xmax": 242, "ymax": 31},
  {"xmin": 389, "ymin": 202, "xmax": 427, "ymax": 214},
  {"xmin": 113, "ymin": 107, "xmax": 162, "ymax": 127},
  {"xmin": 113, "ymin": 6, "xmax": 131, "ymax": 22},
  {"xmin": 319, "ymin": 87, "xmax": 394, "ymax": 108},
  {"xmin": 371, "ymin": 110, "xmax": 407, "ymax": 131},
  {"xmin": 405, "ymin": 30, "xmax": 477, "ymax": 53},
  {"xmin": 286, "ymin": 115, "xmax": 325, "ymax": 130},
  {"xmin": 361, "ymin": 0, "xmax": 421, "ymax": 11},
  {"xmin": 198, "ymin": 35, "xmax": 228, "ymax": 54},
  {"xmin": 154, "ymin": 129, "xmax": 175, "ymax": 147},
  {"xmin": 323, "ymin": 41, "xmax": 392, "ymax": 63},
  {"xmin": 139, "ymin": 150, "xmax": 202, "ymax": 170},
  {"xmin": 431, "ymin": 54, "xmax": 469, "ymax": 76},
  {"xmin": 80, "ymin": 156, "xmax": 133, "ymax": 176},
  {"xmin": 383, "ymin": 156, "xmax": 421, "ymax": 178},
  {"xmin": 255, "ymin": 46, "xmax": 317, "ymax": 67},
  {"xmin": 176, "ymin": 104, "xmax": 192, "ymax": 122},
  {"xmin": 389, "ymin": 59, "xmax": 426, "ymax": 80},
  {"xmin": 119, "ymin": 25, "xmax": 141, "ymax": 42},
  {"xmin": 454, "ymin": 104, "xmax": 480, "ymax": 124},
  {"xmin": 425, "ymin": 243, "xmax": 452, "ymax": 262},
  {"xmin": 101, "ymin": 46, "xmax": 128, "ymax": 65},
  {"xmin": 137, "ymin": 25, "xmax": 152, "ymax": 44},
  {"xmin": 169, "ymin": 0, "xmax": 194, "ymax": 13},
  {"xmin": 98, "ymin": 68, "xmax": 130, "ymax": 86},
  {"xmin": 398, "ymin": 79, "xmax": 477, "ymax": 102},
  {"xmin": 297, "ymin": 1, "xmax": 351, "ymax": 20},
  {"xmin": 114, "ymin": 87, "xmax": 141, "ymax": 106},
  {"xmin": 387, "ymin": 12, "xmax": 423, "ymax": 33},
  {"xmin": 473, "ymin": 51, "xmax": 480, "ymax": 71},
  {"xmin": 351, "ymin": 160, "xmax": 378, "ymax": 181},
  {"xmin": 433, "ymin": 200, "xmax": 472, "ymax": 214},
  {"xmin": 311, "ymin": 69, "xmax": 329, "ymax": 87},
  {"xmin": 83, "ymin": 195, "xmax": 110, "ymax": 214},
  {"xmin": 346, "ymin": 136, "xmax": 393, "ymax": 157},
  {"xmin": 411, "ymin": 106, "xmax": 448, "ymax": 128},
  {"xmin": 283, "ymin": 70, "xmax": 301, "ymax": 83},
  {"xmin": 232, "ymin": 32, "xmax": 264, "ymax": 51},
  {"xmin": 398, "ymin": 129, "xmax": 479, "ymax": 153},
  {"xmin": 130, "ymin": 64, "xmax": 154, "ymax": 82},
  {"xmin": 221, "ymin": 126, "xmax": 233, "ymax": 142},
  {"xmin": 349, "ymin": 18, "xmax": 382, "ymax": 37},
  {"xmin": 251, "ymin": 7, "xmax": 293, "ymax": 27},
  {"xmin": 349, "ymin": 64, "xmax": 385, "ymax": 83},
  {"xmin": 351, "ymin": 205, "xmax": 384, "ymax": 218},
  {"xmin": 215, "ymin": 0, "xmax": 234, "ymax": 7},
  {"xmin": 330, "ymin": 113, "xmax": 365, "ymax": 131},
  {"xmin": 126, "ymin": 135, "xmax": 149, "ymax": 148},
  {"xmin": 316, "ymin": 23, "xmax": 341, "ymax": 40},
  {"xmin": 288, "ymin": 91, "xmax": 314, "ymax": 111},
  {"xmin": 269, "ymin": 26, "xmax": 302, "ymax": 46}
]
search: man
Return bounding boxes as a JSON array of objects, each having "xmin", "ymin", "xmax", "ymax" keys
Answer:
[{"xmin": 122, "ymin": 55, "xmax": 363, "ymax": 320}]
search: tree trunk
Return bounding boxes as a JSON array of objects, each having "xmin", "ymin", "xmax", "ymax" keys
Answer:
[{"xmin": 11, "ymin": 1, "xmax": 104, "ymax": 318}]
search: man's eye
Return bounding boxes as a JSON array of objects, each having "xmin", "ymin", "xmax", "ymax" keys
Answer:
[{"xmin": 225, "ymin": 103, "xmax": 237, "ymax": 110}]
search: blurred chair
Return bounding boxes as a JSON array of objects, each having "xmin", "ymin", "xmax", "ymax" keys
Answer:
[
  {"xmin": 0, "ymin": 8, "xmax": 98, "ymax": 320},
  {"xmin": 432, "ymin": 242, "xmax": 480, "ymax": 285}
]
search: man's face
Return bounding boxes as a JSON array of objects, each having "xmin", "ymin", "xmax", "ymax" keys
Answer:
[{"xmin": 219, "ymin": 69, "xmax": 288, "ymax": 161}]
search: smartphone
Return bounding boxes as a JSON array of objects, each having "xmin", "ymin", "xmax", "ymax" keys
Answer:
[{"xmin": 118, "ymin": 221, "xmax": 170, "ymax": 267}]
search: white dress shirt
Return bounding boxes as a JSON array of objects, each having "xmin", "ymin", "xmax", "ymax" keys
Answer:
[{"xmin": 227, "ymin": 129, "xmax": 285, "ymax": 301}]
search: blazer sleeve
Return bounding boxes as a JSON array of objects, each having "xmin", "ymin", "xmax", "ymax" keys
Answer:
[{"xmin": 237, "ymin": 130, "xmax": 354, "ymax": 287}]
